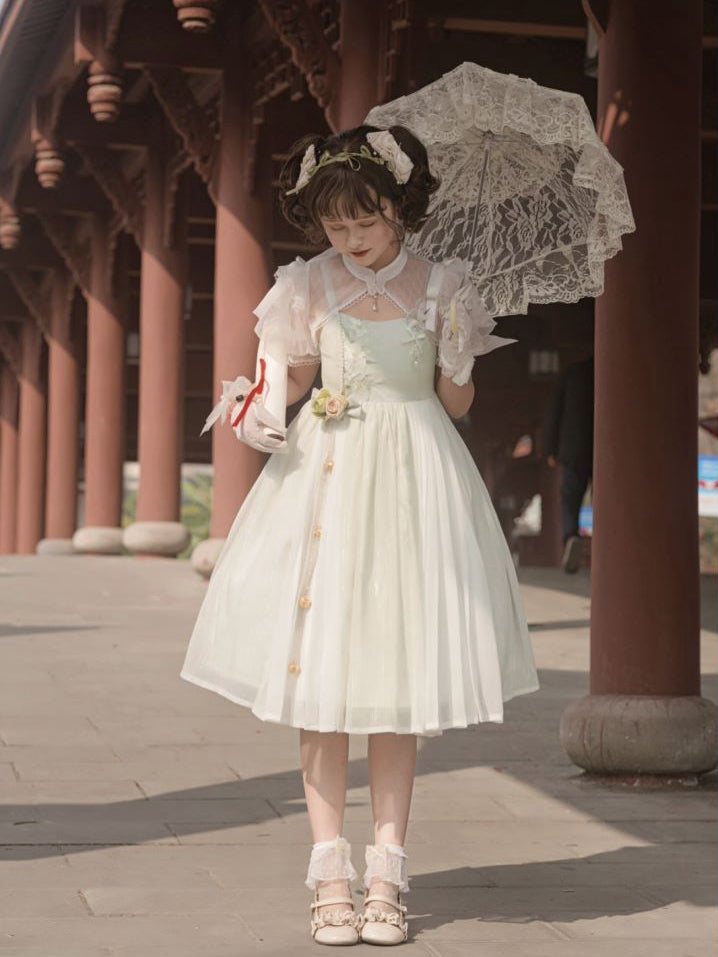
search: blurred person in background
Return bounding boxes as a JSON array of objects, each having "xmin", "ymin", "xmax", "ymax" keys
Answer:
[{"xmin": 543, "ymin": 352, "xmax": 594, "ymax": 573}]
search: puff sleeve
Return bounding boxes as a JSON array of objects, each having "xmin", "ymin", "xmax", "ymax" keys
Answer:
[
  {"xmin": 198, "ymin": 259, "xmax": 319, "ymax": 453},
  {"xmin": 429, "ymin": 259, "xmax": 517, "ymax": 386},
  {"xmin": 252, "ymin": 257, "xmax": 320, "ymax": 367}
]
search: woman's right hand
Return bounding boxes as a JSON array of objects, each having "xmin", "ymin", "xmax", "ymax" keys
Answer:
[{"xmin": 232, "ymin": 396, "xmax": 288, "ymax": 453}]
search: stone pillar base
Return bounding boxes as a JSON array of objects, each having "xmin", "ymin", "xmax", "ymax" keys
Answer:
[
  {"xmin": 190, "ymin": 537, "xmax": 226, "ymax": 578},
  {"xmin": 123, "ymin": 521, "xmax": 190, "ymax": 557},
  {"xmin": 36, "ymin": 538, "xmax": 76, "ymax": 555},
  {"xmin": 73, "ymin": 526, "xmax": 125, "ymax": 555},
  {"xmin": 560, "ymin": 694, "xmax": 718, "ymax": 775}
]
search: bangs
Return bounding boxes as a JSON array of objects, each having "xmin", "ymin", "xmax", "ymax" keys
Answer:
[{"xmin": 308, "ymin": 164, "xmax": 395, "ymax": 224}]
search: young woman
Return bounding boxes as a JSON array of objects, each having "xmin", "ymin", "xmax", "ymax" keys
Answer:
[{"xmin": 181, "ymin": 124, "xmax": 540, "ymax": 946}]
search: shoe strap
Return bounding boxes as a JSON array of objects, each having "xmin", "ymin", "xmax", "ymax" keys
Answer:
[
  {"xmin": 311, "ymin": 895, "xmax": 354, "ymax": 910},
  {"xmin": 364, "ymin": 892, "xmax": 407, "ymax": 911}
]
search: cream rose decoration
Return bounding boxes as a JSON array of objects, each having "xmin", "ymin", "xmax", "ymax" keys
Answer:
[
  {"xmin": 366, "ymin": 131, "xmax": 414, "ymax": 185},
  {"xmin": 324, "ymin": 394, "xmax": 349, "ymax": 419},
  {"xmin": 311, "ymin": 387, "xmax": 350, "ymax": 420}
]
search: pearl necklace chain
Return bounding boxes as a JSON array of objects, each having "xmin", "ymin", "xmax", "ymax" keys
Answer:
[{"xmin": 355, "ymin": 289, "xmax": 383, "ymax": 312}]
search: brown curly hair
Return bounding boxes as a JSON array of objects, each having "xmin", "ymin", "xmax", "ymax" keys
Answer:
[{"xmin": 278, "ymin": 124, "xmax": 440, "ymax": 246}]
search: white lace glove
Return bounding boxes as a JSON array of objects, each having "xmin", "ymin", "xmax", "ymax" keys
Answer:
[
  {"xmin": 231, "ymin": 386, "xmax": 288, "ymax": 452},
  {"xmin": 199, "ymin": 348, "xmax": 289, "ymax": 454}
]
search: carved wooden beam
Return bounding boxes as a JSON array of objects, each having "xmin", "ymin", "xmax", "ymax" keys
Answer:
[
  {"xmin": 257, "ymin": 0, "xmax": 340, "ymax": 113},
  {"xmin": 0, "ymin": 326, "xmax": 21, "ymax": 377},
  {"xmin": 4, "ymin": 270, "xmax": 75, "ymax": 344},
  {"xmin": 5, "ymin": 270, "xmax": 52, "ymax": 337},
  {"xmin": 73, "ymin": 145, "xmax": 144, "ymax": 244},
  {"xmin": 36, "ymin": 214, "xmax": 91, "ymax": 292},
  {"xmin": 165, "ymin": 151, "xmax": 193, "ymax": 247},
  {"xmin": 144, "ymin": 66, "xmax": 218, "ymax": 198},
  {"xmin": 105, "ymin": 0, "xmax": 131, "ymax": 49}
]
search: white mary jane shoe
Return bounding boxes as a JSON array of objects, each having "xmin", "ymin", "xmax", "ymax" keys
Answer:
[
  {"xmin": 310, "ymin": 888, "xmax": 360, "ymax": 946},
  {"xmin": 358, "ymin": 888, "xmax": 409, "ymax": 945}
]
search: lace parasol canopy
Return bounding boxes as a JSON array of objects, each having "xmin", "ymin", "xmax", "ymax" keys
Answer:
[{"xmin": 365, "ymin": 61, "xmax": 635, "ymax": 317}]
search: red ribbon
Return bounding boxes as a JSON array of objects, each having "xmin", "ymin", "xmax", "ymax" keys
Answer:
[{"xmin": 231, "ymin": 357, "xmax": 266, "ymax": 428}]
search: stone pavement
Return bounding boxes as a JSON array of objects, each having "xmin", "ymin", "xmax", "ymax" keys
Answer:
[{"xmin": 0, "ymin": 554, "xmax": 716, "ymax": 957}]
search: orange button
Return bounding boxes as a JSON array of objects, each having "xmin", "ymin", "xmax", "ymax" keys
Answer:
[
  {"xmin": 288, "ymin": 660, "xmax": 301, "ymax": 674},
  {"xmin": 298, "ymin": 595, "xmax": 312, "ymax": 609}
]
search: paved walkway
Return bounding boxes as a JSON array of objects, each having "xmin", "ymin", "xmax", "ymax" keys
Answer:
[{"xmin": 0, "ymin": 554, "xmax": 715, "ymax": 957}]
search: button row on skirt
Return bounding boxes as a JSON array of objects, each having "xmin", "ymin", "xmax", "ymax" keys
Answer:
[{"xmin": 288, "ymin": 454, "xmax": 336, "ymax": 676}]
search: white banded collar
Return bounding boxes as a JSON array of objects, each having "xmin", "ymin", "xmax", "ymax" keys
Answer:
[{"xmin": 340, "ymin": 244, "xmax": 408, "ymax": 294}]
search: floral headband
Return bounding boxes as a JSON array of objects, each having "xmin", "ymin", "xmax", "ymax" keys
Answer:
[{"xmin": 285, "ymin": 130, "xmax": 414, "ymax": 196}]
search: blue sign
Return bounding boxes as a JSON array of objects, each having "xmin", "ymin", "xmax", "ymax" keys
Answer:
[{"xmin": 699, "ymin": 454, "xmax": 718, "ymax": 517}]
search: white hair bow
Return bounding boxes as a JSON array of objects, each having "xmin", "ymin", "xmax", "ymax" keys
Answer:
[{"xmin": 365, "ymin": 131, "xmax": 413, "ymax": 184}]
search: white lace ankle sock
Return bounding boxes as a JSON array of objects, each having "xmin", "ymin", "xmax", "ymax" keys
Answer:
[
  {"xmin": 305, "ymin": 835, "xmax": 358, "ymax": 891},
  {"xmin": 363, "ymin": 842, "xmax": 410, "ymax": 894}
]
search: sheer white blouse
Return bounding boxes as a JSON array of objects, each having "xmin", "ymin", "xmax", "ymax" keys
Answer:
[
  {"xmin": 224, "ymin": 245, "xmax": 517, "ymax": 451},
  {"xmin": 253, "ymin": 245, "xmax": 515, "ymax": 385}
]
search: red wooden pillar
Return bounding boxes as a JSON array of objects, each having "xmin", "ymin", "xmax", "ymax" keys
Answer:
[
  {"xmin": 73, "ymin": 217, "xmax": 126, "ymax": 555},
  {"xmin": 560, "ymin": 0, "xmax": 716, "ymax": 775},
  {"xmin": 327, "ymin": 0, "xmax": 381, "ymax": 130},
  {"xmin": 16, "ymin": 319, "xmax": 46, "ymax": 554},
  {"xmin": 191, "ymin": 56, "xmax": 272, "ymax": 575},
  {"xmin": 0, "ymin": 364, "xmax": 19, "ymax": 553},
  {"xmin": 123, "ymin": 142, "xmax": 189, "ymax": 558},
  {"xmin": 38, "ymin": 275, "xmax": 80, "ymax": 553}
]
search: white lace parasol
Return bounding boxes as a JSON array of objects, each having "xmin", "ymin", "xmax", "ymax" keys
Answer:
[{"xmin": 365, "ymin": 61, "xmax": 635, "ymax": 317}]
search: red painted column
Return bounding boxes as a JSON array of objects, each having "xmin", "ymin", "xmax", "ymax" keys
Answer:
[
  {"xmin": 123, "ymin": 140, "xmax": 189, "ymax": 558},
  {"xmin": 327, "ymin": 0, "xmax": 381, "ymax": 131},
  {"xmin": 560, "ymin": 1, "xmax": 716, "ymax": 775},
  {"xmin": 40, "ymin": 274, "xmax": 80, "ymax": 552},
  {"xmin": 192, "ymin": 56, "xmax": 272, "ymax": 575},
  {"xmin": 16, "ymin": 319, "xmax": 46, "ymax": 554},
  {"xmin": 73, "ymin": 217, "xmax": 126, "ymax": 555},
  {"xmin": 0, "ymin": 363, "xmax": 19, "ymax": 553}
]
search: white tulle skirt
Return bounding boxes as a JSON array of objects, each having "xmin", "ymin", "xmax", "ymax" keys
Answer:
[{"xmin": 180, "ymin": 394, "xmax": 539, "ymax": 737}]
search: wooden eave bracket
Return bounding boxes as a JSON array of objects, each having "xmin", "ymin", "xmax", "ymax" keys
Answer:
[
  {"xmin": 144, "ymin": 65, "xmax": 218, "ymax": 198},
  {"xmin": 257, "ymin": 0, "xmax": 340, "ymax": 115},
  {"xmin": 5, "ymin": 269, "xmax": 52, "ymax": 337},
  {"xmin": 0, "ymin": 326, "xmax": 21, "ymax": 377},
  {"xmin": 36, "ymin": 213, "xmax": 91, "ymax": 292},
  {"xmin": 73, "ymin": 144, "xmax": 143, "ymax": 244},
  {"xmin": 3, "ymin": 269, "xmax": 73, "ymax": 343}
]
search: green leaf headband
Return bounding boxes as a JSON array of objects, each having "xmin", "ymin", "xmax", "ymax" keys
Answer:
[{"xmin": 285, "ymin": 131, "xmax": 414, "ymax": 196}]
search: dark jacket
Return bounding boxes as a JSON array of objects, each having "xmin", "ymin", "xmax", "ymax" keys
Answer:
[{"xmin": 542, "ymin": 356, "xmax": 594, "ymax": 470}]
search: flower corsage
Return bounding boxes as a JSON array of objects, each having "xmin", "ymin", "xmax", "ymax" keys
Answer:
[{"xmin": 310, "ymin": 387, "xmax": 364, "ymax": 422}]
